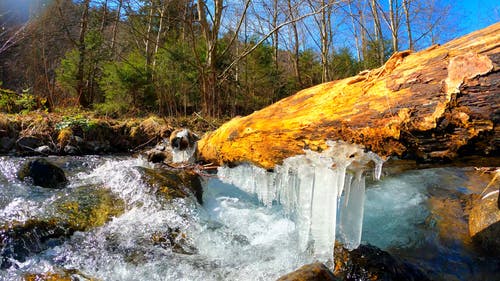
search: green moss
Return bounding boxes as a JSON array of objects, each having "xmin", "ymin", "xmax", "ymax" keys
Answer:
[{"xmin": 56, "ymin": 186, "xmax": 125, "ymax": 231}]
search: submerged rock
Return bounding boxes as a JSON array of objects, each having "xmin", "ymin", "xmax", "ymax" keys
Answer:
[
  {"xmin": 469, "ymin": 193, "xmax": 500, "ymax": 255},
  {"xmin": 151, "ymin": 227, "xmax": 197, "ymax": 255},
  {"xmin": 333, "ymin": 244, "xmax": 431, "ymax": 281},
  {"xmin": 1, "ymin": 186, "xmax": 124, "ymax": 269},
  {"xmin": 0, "ymin": 219, "xmax": 74, "ymax": 269},
  {"xmin": 17, "ymin": 158, "xmax": 68, "ymax": 188},
  {"xmin": 277, "ymin": 263, "xmax": 339, "ymax": 281},
  {"xmin": 24, "ymin": 268, "xmax": 97, "ymax": 281}
]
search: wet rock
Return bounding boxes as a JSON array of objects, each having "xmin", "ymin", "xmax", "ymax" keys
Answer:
[
  {"xmin": 277, "ymin": 263, "xmax": 339, "ymax": 281},
  {"xmin": 63, "ymin": 145, "xmax": 79, "ymax": 155},
  {"xmin": 334, "ymin": 244, "xmax": 431, "ymax": 281},
  {"xmin": 0, "ymin": 219, "xmax": 74, "ymax": 269},
  {"xmin": 151, "ymin": 227, "xmax": 197, "ymax": 255},
  {"xmin": 137, "ymin": 167, "xmax": 203, "ymax": 204},
  {"xmin": 81, "ymin": 140, "xmax": 111, "ymax": 154},
  {"xmin": 17, "ymin": 158, "xmax": 68, "ymax": 189},
  {"xmin": 34, "ymin": 145, "xmax": 53, "ymax": 155},
  {"xmin": 0, "ymin": 136, "xmax": 15, "ymax": 152},
  {"xmin": 1, "ymin": 186, "xmax": 125, "ymax": 269},
  {"xmin": 145, "ymin": 143, "xmax": 172, "ymax": 163},
  {"xmin": 55, "ymin": 185, "xmax": 125, "ymax": 231},
  {"xmin": 469, "ymin": 193, "xmax": 500, "ymax": 254},
  {"xmin": 24, "ymin": 268, "xmax": 96, "ymax": 281},
  {"xmin": 16, "ymin": 136, "xmax": 43, "ymax": 151}
]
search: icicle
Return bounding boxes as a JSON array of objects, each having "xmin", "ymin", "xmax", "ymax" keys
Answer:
[
  {"xmin": 217, "ymin": 140, "xmax": 383, "ymax": 261},
  {"xmin": 339, "ymin": 170, "xmax": 366, "ymax": 250}
]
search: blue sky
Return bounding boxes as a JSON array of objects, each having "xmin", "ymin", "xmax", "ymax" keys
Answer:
[{"xmin": 448, "ymin": 0, "xmax": 500, "ymax": 37}]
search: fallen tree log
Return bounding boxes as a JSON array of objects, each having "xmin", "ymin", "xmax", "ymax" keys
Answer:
[{"xmin": 197, "ymin": 23, "xmax": 500, "ymax": 170}]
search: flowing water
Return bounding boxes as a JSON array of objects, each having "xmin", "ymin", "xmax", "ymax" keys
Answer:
[{"xmin": 0, "ymin": 156, "xmax": 498, "ymax": 280}]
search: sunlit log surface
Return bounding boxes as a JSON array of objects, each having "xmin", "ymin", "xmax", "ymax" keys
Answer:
[{"xmin": 197, "ymin": 23, "xmax": 500, "ymax": 169}]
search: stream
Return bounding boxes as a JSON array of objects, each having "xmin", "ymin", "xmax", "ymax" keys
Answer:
[{"xmin": 0, "ymin": 156, "xmax": 498, "ymax": 280}]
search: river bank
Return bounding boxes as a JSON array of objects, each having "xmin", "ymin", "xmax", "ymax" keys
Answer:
[{"xmin": 0, "ymin": 111, "xmax": 224, "ymax": 156}]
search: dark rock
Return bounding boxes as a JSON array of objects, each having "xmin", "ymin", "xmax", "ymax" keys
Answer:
[
  {"xmin": 469, "ymin": 193, "xmax": 500, "ymax": 254},
  {"xmin": 63, "ymin": 145, "xmax": 79, "ymax": 155},
  {"xmin": 146, "ymin": 148, "xmax": 172, "ymax": 163},
  {"xmin": 0, "ymin": 136, "xmax": 15, "ymax": 152},
  {"xmin": 137, "ymin": 166, "xmax": 203, "ymax": 204},
  {"xmin": 334, "ymin": 244, "xmax": 431, "ymax": 281},
  {"xmin": 81, "ymin": 140, "xmax": 111, "ymax": 154},
  {"xmin": 34, "ymin": 145, "xmax": 53, "ymax": 155},
  {"xmin": 16, "ymin": 136, "xmax": 42, "ymax": 151},
  {"xmin": 0, "ymin": 219, "xmax": 74, "ymax": 269},
  {"xmin": 17, "ymin": 158, "xmax": 67, "ymax": 189},
  {"xmin": 277, "ymin": 263, "xmax": 339, "ymax": 281}
]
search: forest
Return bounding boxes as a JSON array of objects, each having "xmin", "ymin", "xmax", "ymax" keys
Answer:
[{"xmin": 1, "ymin": 0, "xmax": 458, "ymax": 118}]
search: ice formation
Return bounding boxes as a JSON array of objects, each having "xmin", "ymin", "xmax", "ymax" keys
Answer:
[{"xmin": 217, "ymin": 140, "xmax": 384, "ymax": 261}]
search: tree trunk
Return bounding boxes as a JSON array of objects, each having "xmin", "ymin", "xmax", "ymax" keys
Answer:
[
  {"xmin": 370, "ymin": 0, "xmax": 384, "ymax": 65},
  {"xmin": 196, "ymin": 23, "xmax": 500, "ymax": 169},
  {"xmin": 287, "ymin": 0, "xmax": 302, "ymax": 87},
  {"xmin": 110, "ymin": 0, "xmax": 123, "ymax": 54},
  {"xmin": 76, "ymin": 0, "xmax": 90, "ymax": 108},
  {"xmin": 403, "ymin": 0, "xmax": 413, "ymax": 50},
  {"xmin": 388, "ymin": 0, "xmax": 398, "ymax": 52}
]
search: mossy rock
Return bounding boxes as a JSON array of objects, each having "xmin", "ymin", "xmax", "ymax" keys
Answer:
[
  {"xmin": 56, "ymin": 185, "xmax": 125, "ymax": 231},
  {"xmin": 17, "ymin": 158, "xmax": 68, "ymax": 189},
  {"xmin": 1, "ymin": 187, "xmax": 124, "ymax": 268},
  {"xmin": 137, "ymin": 167, "xmax": 203, "ymax": 204}
]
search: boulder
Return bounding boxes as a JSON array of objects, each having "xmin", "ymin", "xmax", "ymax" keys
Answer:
[
  {"xmin": 17, "ymin": 158, "xmax": 68, "ymax": 189},
  {"xmin": 468, "ymin": 193, "xmax": 500, "ymax": 254},
  {"xmin": 334, "ymin": 244, "xmax": 431, "ymax": 281},
  {"xmin": 16, "ymin": 136, "xmax": 43, "ymax": 151},
  {"xmin": 277, "ymin": 263, "xmax": 339, "ymax": 281},
  {"xmin": 0, "ymin": 136, "xmax": 15, "ymax": 152}
]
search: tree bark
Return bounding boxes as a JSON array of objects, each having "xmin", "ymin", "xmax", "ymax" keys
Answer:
[
  {"xmin": 196, "ymin": 23, "xmax": 500, "ymax": 169},
  {"xmin": 403, "ymin": 0, "xmax": 413, "ymax": 50},
  {"xmin": 76, "ymin": 0, "xmax": 90, "ymax": 108}
]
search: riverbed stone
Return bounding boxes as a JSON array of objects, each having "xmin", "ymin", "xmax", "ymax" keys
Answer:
[
  {"xmin": 17, "ymin": 158, "xmax": 68, "ymax": 188},
  {"xmin": 334, "ymin": 244, "xmax": 431, "ymax": 281},
  {"xmin": 277, "ymin": 263, "xmax": 339, "ymax": 281},
  {"xmin": 469, "ymin": 194, "xmax": 500, "ymax": 254}
]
